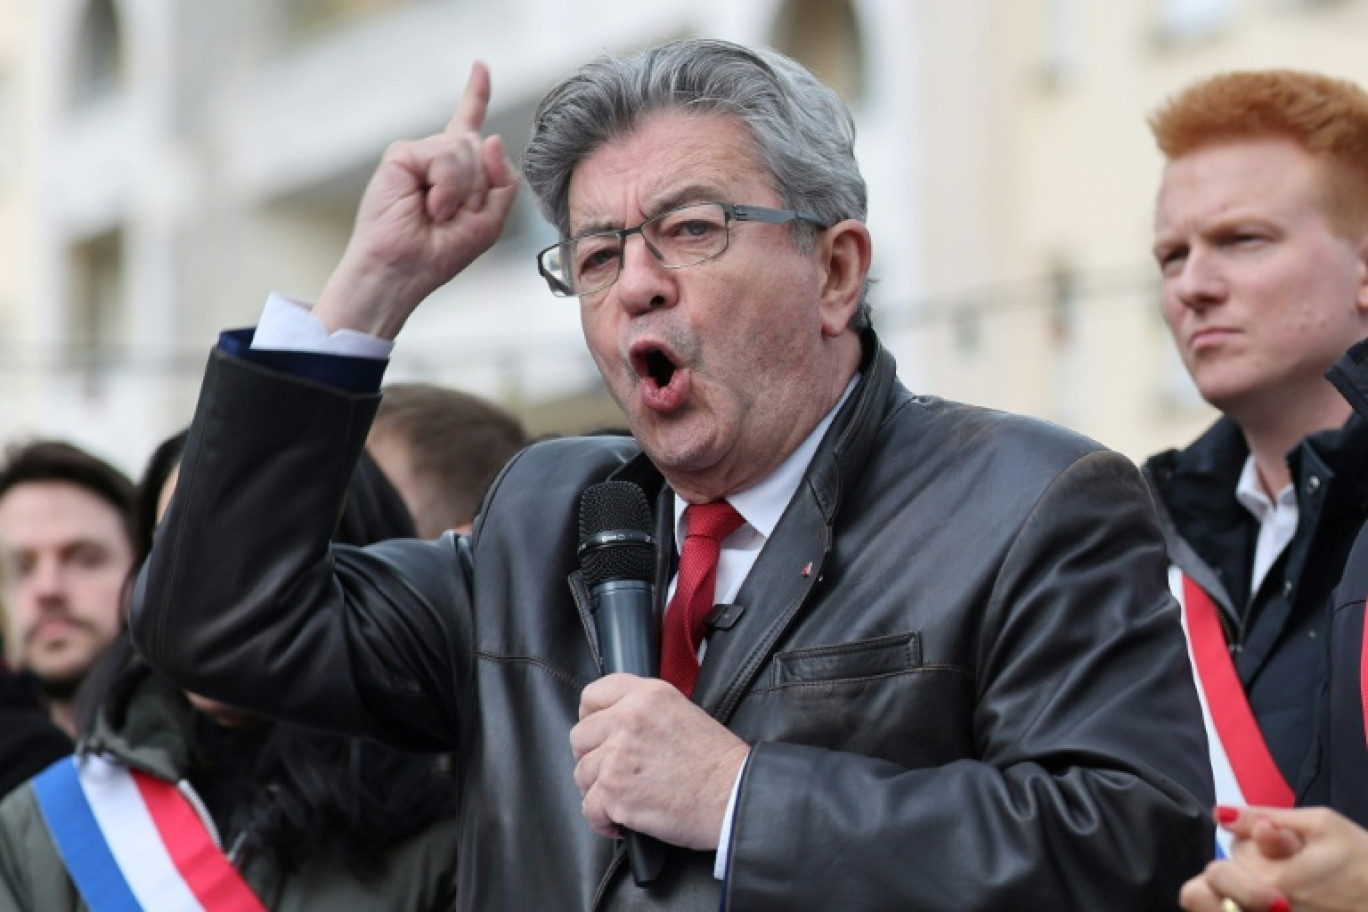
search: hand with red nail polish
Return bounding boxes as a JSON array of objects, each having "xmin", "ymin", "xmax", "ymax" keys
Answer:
[
  {"xmin": 1215, "ymin": 804, "xmax": 1241, "ymax": 826},
  {"xmin": 1180, "ymin": 804, "xmax": 1368, "ymax": 911}
]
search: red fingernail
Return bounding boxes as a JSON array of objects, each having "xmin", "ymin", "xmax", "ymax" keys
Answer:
[
  {"xmin": 1215, "ymin": 805, "xmax": 1240, "ymax": 825},
  {"xmin": 1269, "ymin": 898, "xmax": 1290, "ymax": 912}
]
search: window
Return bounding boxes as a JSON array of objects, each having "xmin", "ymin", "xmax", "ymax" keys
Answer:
[
  {"xmin": 67, "ymin": 230, "xmax": 125, "ymax": 376},
  {"xmin": 771, "ymin": 0, "xmax": 866, "ymax": 104},
  {"xmin": 278, "ymin": 0, "xmax": 413, "ymax": 44},
  {"xmin": 952, "ymin": 304, "xmax": 983, "ymax": 357},
  {"xmin": 1040, "ymin": 0, "xmax": 1084, "ymax": 88},
  {"xmin": 72, "ymin": 0, "xmax": 124, "ymax": 107},
  {"xmin": 1048, "ymin": 260, "xmax": 1084, "ymax": 423},
  {"xmin": 1156, "ymin": 0, "xmax": 1239, "ymax": 44},
  {"xmin": 0, "ymin": 75, "xmax": 15, "ymax": 182}
]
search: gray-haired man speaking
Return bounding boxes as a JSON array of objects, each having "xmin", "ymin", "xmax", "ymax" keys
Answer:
[{"xmin": 135, "ymin": 38, "xmax": 1212, "ymax": 909}]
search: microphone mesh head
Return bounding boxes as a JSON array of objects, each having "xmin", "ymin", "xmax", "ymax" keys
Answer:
[{"xmin": 578, "ymin": 481, "xmax": 656, "ymax": 587}]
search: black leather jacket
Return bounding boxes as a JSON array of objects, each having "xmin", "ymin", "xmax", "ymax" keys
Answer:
[{"xmin": 133, "ymin": 330, "xmax": 1213, "ymax": 910}]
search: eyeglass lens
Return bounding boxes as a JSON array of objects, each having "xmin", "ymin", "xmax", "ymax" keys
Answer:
[{"xmin": 550, "ymin": 203, "xmax": 731, "ymax": 296}]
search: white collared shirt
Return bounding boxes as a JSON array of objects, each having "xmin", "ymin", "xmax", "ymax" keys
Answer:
[
  {"xmin": 690, "ymin": 374, "xmax": 858, "ymax": 877},
  {"xmin": 1234, "ymin": 453, "xmax": 1299, "ymax": 598},
  {"xmin": 255, "ymin": 293, "xmax": 395, "ymax": 358},
  {"xmin": 669, "ymin": 373, "xmax": 856, "ymax": 659}
]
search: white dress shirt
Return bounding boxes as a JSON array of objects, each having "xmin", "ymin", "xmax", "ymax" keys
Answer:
[
  {"xmin": 254, "ymin": 293, "xmax": 395, "ymax": 358},
  {"xmin": 1234, "ymin": 453, "xmax": 1299, "ymax": 599},
  {"xmin": 680, "ymin": 375, "xmax": 856, "ymax": 876}
]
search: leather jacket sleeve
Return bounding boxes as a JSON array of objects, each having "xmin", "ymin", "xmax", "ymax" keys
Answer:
[
  {"xmin": 132, "ymin": 350, "xmax": 474, "ymax": 750},
  {"xmin": 726, "ymin": 449, "xmax": 1214, "ymax": 909}
]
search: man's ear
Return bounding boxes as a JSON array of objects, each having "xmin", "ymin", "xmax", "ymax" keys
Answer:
[{"xmin": 817, "ymin": 220, "xmax": 872, "ymax": 336}]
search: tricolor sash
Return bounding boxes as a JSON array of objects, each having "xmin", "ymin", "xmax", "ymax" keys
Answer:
[
  {"xmin": 31, "ymin": 755, "xmax": 266, "ymax": 912},
  {"xmin": 1171, "ymin": 569, "xmax": 1294, "ymax": 856}
]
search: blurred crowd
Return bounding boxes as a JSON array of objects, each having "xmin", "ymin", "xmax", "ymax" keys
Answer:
[{"xmin": 0, "ymin": 383, "xmax": 528, "ymax": 908}]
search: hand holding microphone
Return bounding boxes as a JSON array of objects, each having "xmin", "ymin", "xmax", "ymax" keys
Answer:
[{"xmin": 577, "ymin": 481, "xmax": 667, "ymax": 886}]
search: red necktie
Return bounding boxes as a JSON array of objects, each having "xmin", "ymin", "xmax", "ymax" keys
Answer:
[{"xmin": 660, "ymin": 501, "xmax": 745, "ymax": 697}]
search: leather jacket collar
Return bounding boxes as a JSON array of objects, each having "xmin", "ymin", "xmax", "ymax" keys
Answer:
[{"xmin": 601, "ymin": 328, "xmax": 900, "ymax": 719}]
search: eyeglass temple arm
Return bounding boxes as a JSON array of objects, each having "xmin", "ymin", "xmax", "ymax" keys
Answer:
[
  {"xmin": 537, "ymin": 258, "xmax": 574, "ymax": 296},
  {"xmin": 730, "ymin": 204, "xmax": 831, "ymax": 229}
]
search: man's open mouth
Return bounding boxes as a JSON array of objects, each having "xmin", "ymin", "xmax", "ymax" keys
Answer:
[{"xmin": 635, "ymin": 347, "xmax": 677, "ymax": 389}]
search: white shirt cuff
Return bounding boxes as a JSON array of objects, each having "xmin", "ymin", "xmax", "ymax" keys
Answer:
[
  {"xmin": 252, "ymin": 293, "xmax": 395, "ymax": 359},
  {"xmin": 713, "ymin": 753, "xmax": 750, "ymax": 880}
]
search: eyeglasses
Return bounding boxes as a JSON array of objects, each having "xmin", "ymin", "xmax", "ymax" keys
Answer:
[{"xmin": 536, "ymin": 201, "xmax": 830, "ymax": 298}]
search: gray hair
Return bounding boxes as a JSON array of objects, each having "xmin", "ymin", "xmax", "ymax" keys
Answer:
[{"xmin": 522, "ymin": 38, "xmax": 872, "ymax": 329}]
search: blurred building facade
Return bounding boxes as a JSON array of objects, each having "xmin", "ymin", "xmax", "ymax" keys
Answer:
[{"xmin": 0, "ymin": 0, "xmax": 1365, "ymax": 472}]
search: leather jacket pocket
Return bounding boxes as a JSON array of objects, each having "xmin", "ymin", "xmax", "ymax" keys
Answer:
[
  {"xmin": 742, "ymin": 632, "xmax": 972, "ymax": 766},
  {"xmin": 772, "ymin": 632, "xmax": 920, "ymax": 687}
]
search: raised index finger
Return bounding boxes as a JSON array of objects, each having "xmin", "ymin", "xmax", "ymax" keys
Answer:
[{"xmin": 447, "ymin": 61, "xmax": 492, "ymax": 134}]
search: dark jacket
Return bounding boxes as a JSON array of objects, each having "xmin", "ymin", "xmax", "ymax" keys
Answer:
[
  {"xmin": 133, "ymin": 330, "xmax": 1213, "ymax": 911},
  {"xmin": 1301, "ymin": 339, "xmax": 1368, "ymax": 825},
  {"xmin": 1143, "ymin": 411, "xmax": 1368, "ymax": 784},
  {"xmin": 0, "ymin": 667, "xmax": 70, "ymax": 799},
  {"xmin": 0, "ymin": 663, "xmax": 462, "ymax": 911}
]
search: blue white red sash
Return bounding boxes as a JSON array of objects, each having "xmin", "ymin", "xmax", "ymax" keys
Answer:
[
  {"xmin": 1171, "ymin": 569, "xmax": 1294, "ymax": 856},
  {"xmin": 31, "ymin": 755, "xmax": 266, "ymax": 911}
]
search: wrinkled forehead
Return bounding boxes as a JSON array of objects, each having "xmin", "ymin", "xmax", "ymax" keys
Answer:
[{"xmin": 565, "ymin": 110, "xmax": 775, "ymax": 234}]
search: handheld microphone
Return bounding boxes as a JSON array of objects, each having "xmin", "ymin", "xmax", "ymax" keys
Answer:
[{"xmin": 577, "ymin": 480, "xmax": 667, "ymax": 886}]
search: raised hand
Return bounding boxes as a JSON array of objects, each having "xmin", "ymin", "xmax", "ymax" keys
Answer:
[{"xmin": 314, "ymin": 61, "xmax": 519, "ymax": 339}]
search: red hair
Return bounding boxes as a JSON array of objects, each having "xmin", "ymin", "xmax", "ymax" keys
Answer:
[{"xmin": 1150, "ymin": 70, "xmax": 1368, "ymax": 232}]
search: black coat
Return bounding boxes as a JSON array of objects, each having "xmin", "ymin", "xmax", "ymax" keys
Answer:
[
  {"xmin": 0, "ymin": 667, "xmax": 70, "ymax": 799},
  {"xmin": 1301, "ymin": 339, "xmax": 1368, "ymax": 825},
  {"xmin": 1144, "ymin": 410, "xmax": 1368, "ymax": 786},
  {"xmin": 133, "ymin": 329, "xmax": 1213, "ymax": 910}
]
